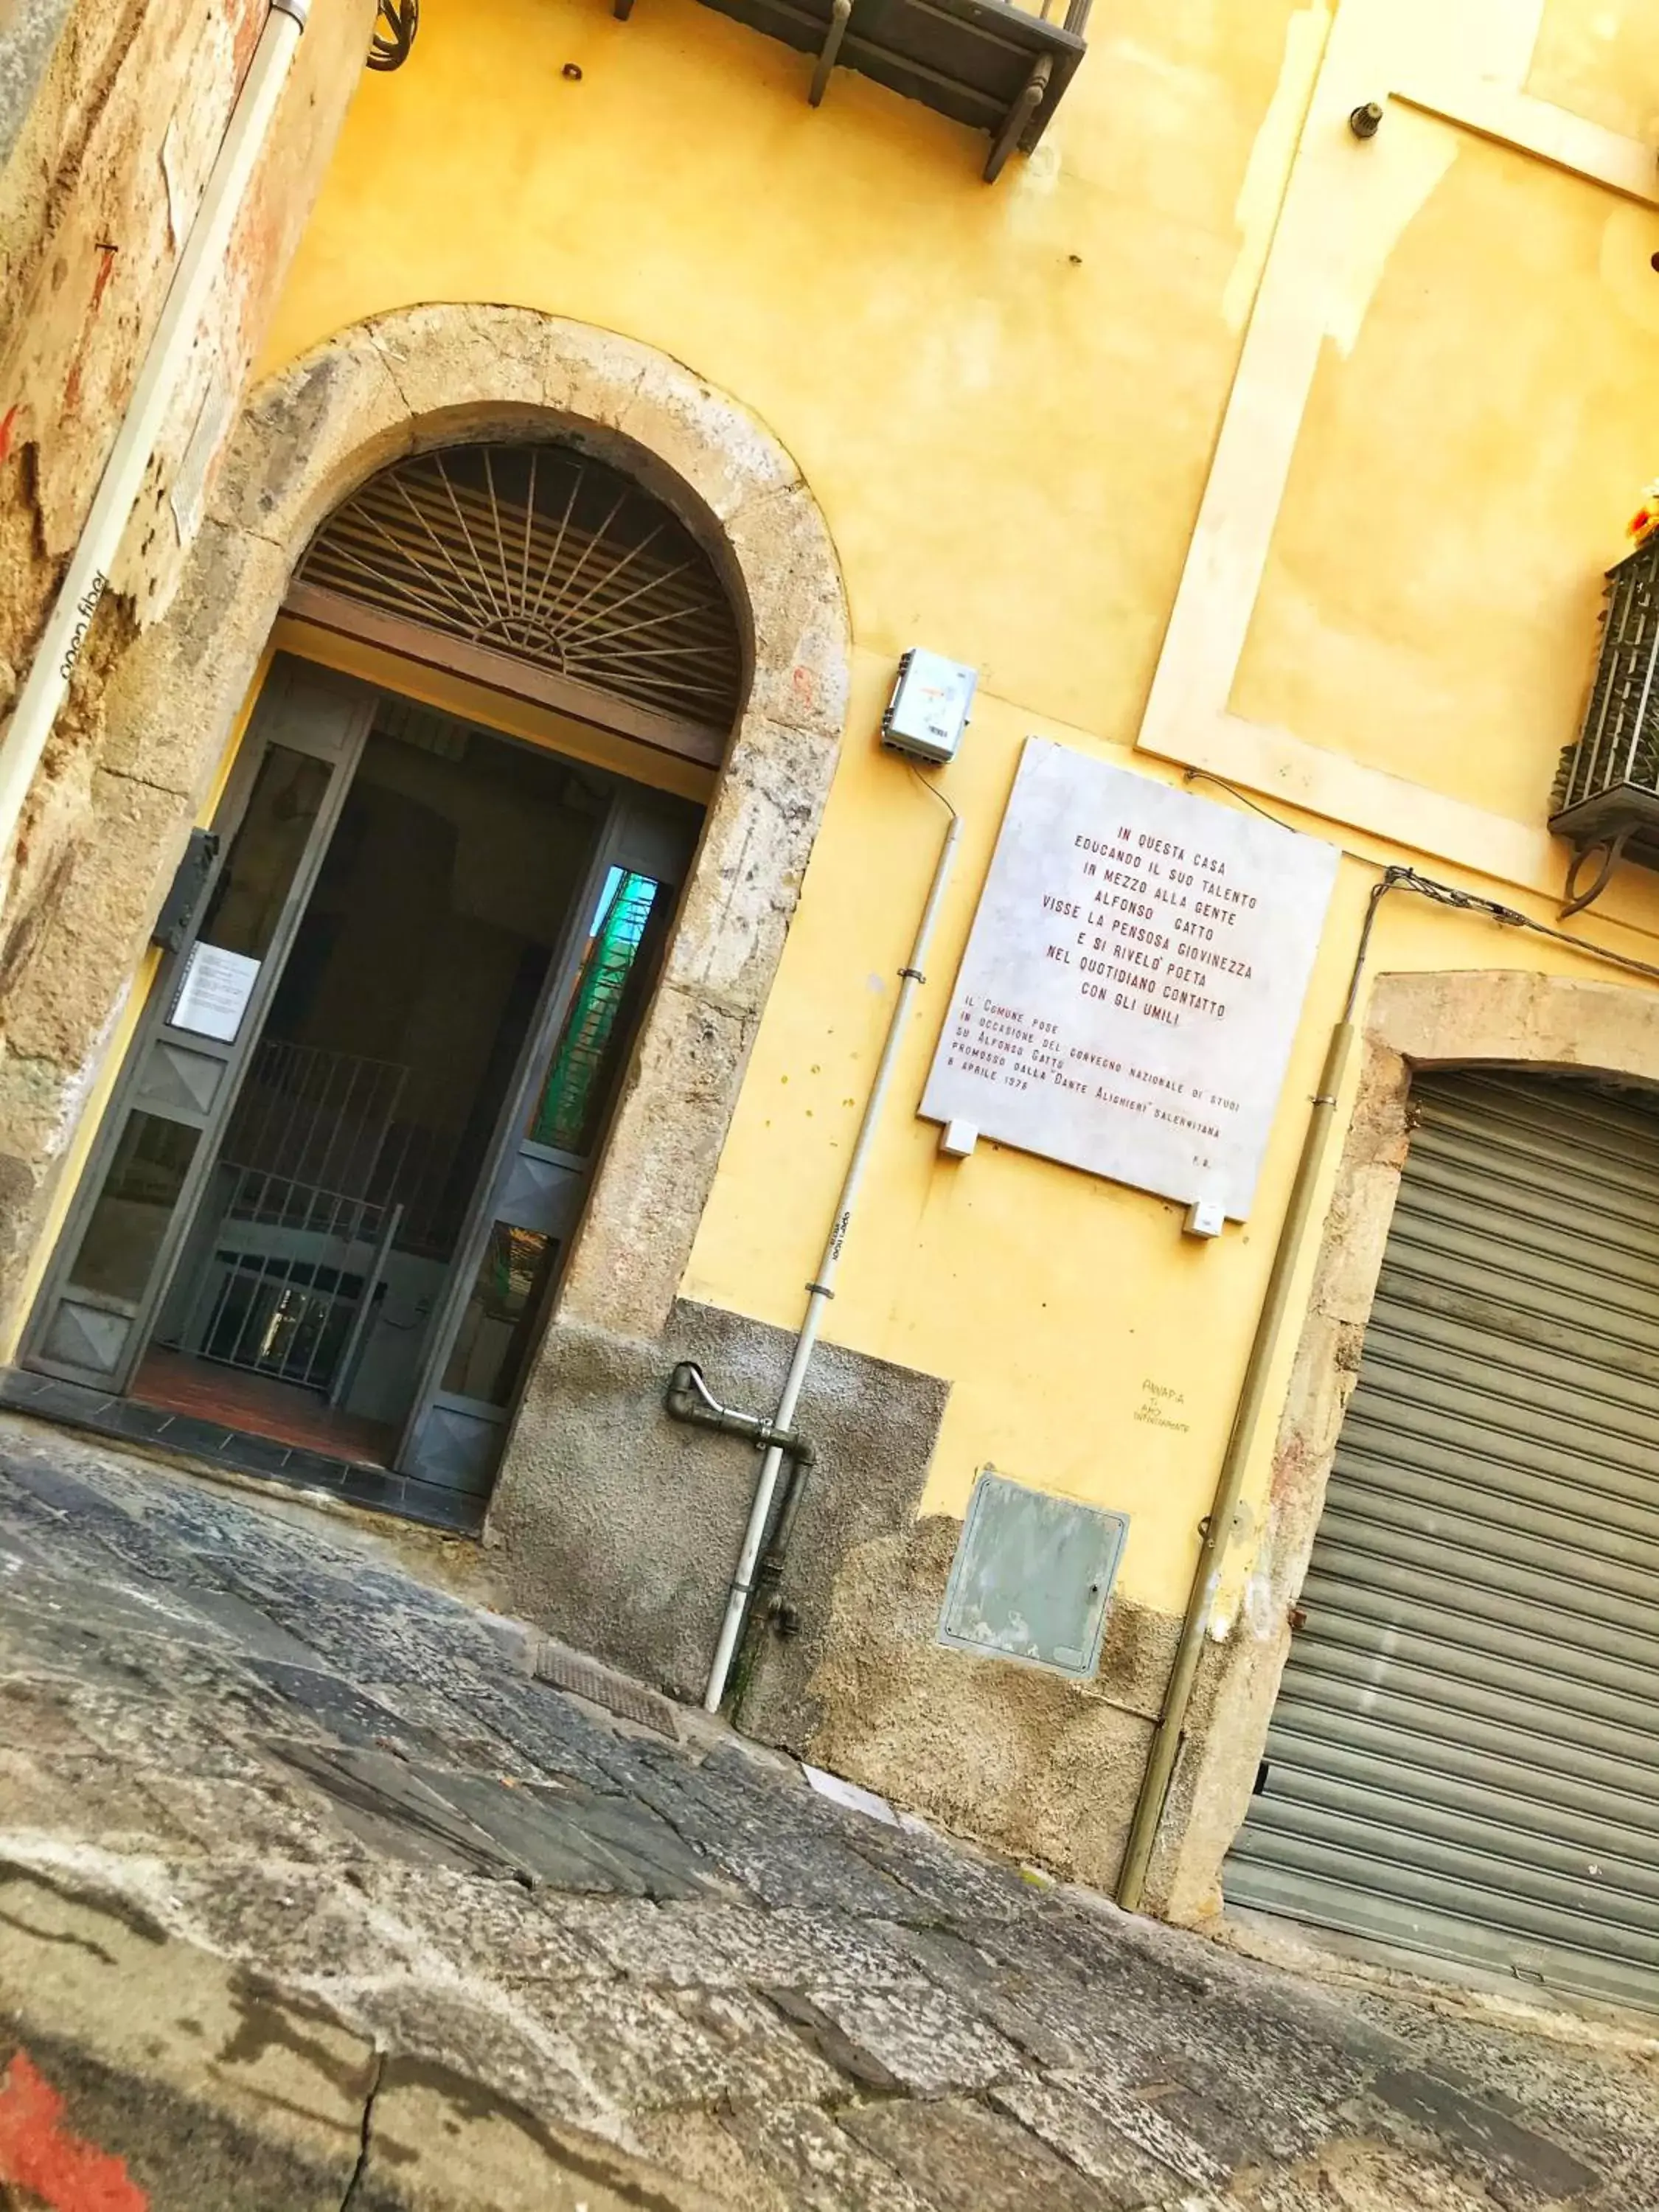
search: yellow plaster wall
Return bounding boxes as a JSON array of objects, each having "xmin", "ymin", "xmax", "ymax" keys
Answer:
[
  {"xmin": 251, "ymin": 0, "xmax": 1659, "ymax": 1621},
  {"xmin": 681, "ymin": 667, "xmax": 1381, "ymax": 1607},
  {"xmin": 1231, "ymin": 119, "xmax": 1659, "ymax": 823},
  {"xmin": 255, "ymin": 0, "xmax": 1324, "ymax": 1613},
  {"xmin": 260, "ymin": 0, "xmax": 1316, "ymax": 753},
  {"xmin": 1528, "ymin": 0, "xmax": 1659, "ymax": 143}
]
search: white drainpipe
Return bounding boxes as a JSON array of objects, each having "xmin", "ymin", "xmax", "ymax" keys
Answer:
[
  {"xmin": 0, "ymin": 0, "xmax": 310, "ymax": 899},
  {"xmin": 703, "ymin": 801, "xmax": 964, "ymax": 1712}
]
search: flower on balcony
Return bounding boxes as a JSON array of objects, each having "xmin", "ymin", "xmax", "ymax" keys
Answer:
[{"xmin": 1629, "ymin": 481, "xmax": 1659, "ymax": 546}]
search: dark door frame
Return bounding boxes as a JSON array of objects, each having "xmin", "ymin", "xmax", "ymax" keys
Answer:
[{"xmin": 21, "ymin": 652, "xmax": 701, "ymax": 1506}]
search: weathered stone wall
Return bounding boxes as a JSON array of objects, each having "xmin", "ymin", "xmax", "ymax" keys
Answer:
[{"xmin": 0, "ymin": 0, "xmax": 374, "ymax": 1306}]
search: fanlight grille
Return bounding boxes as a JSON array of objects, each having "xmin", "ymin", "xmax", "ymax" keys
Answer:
[{"xmin": 296, "ymin": 444, "xmax": 744, "ymax": 737}]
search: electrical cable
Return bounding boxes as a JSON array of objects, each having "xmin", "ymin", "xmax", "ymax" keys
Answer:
[
  {"xmin": 1181, "ymin": 766, "xmax": 1659, "ymax": 995},
  {"xmin": 1181, "ymin": 766, "xmax": 1294, "ymax": 830},
  {"xmin": 908, "ymin": 761, "xmax": 959, "ymax": 822}
]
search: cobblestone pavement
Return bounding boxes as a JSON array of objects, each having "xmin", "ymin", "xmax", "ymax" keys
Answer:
[{"xmin": 0, "ymin": 1414, "xmax": 1653, "ymax": 2210}]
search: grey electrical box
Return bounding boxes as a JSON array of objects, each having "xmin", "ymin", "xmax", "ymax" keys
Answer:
[
  {"xmin": 880, "ymin": 647, "xmax": 976, "ymax": 764},
  {"xmin": 938, "ymin": 1468, "xmax": 1128, "ymax": 1678}
]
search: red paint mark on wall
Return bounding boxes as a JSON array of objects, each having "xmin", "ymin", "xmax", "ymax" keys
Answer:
[
  {"xmin": 91, "ymin": 246, "xmax": 119, "ymax": 313},
  {"xmin": 0, "ymin": 406, "xmax": 16, "ymax": 466},
  {"xmin": 63, "ymin": 246, "xmax": 121, "ymax": 418},
  {"xmin": 0, "ymin": 2051, "xmax": 148, "ymax": 2211}
]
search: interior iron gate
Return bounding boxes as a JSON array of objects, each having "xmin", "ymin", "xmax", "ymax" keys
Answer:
[{"xmin": 1227, "ymin": 1068, "xmax": 1659, "ymax": 2014}]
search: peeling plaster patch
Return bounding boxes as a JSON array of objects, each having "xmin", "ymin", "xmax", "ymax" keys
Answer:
[
  {"xmin": 1205, "ymin": 1495, "xmax": 1259, "ymax": 1641},
  {"xmin": 1241, "ymin": 1558, "xmax": 1277, "ymax": 1640},
  {"xmin": 159, "ymin": 116, "xmax": 184, "ymax": 250},
  {"xmin": 1324, "ymin": 108, "xmax": 1458, "ymax": 360},
  {"xmin": 1011, "ymin": 135, "xmax": 1062, "ymax": 198},
  {"xmin": 1223, "ymin": 4, "xmax": 1331, "ymax": 334},
  {"xmin": 170, "ymin": 382, "xmax": 232, "ymax": 546}
]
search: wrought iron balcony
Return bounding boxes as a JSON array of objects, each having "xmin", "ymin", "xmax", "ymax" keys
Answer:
[
  {"xmin": 613, "ymin": 0, "xmax": 1091, "ymax": 181},
  {"xmin": 1551, "ymin": 534, "xmax": 1659, "ymax": 914}
]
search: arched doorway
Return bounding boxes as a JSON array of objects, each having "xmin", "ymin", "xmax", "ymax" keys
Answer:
[{"xmin": 17, "ymin": 437, "xmax": 745, "ymax": 1514}]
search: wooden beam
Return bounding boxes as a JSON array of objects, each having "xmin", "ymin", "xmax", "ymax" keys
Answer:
[{"xmin": 282, "ymin": 582, "xmax": 731, "ymax": 769}]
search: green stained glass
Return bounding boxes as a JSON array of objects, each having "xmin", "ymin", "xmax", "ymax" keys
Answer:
[{"xmin": 528, "ymin": 871, "xmax": 661, "ymax": 1156}]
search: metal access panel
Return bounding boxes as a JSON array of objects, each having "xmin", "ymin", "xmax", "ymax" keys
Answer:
[{"xmin": 939, "ymin": 1469, "xmax": 1127, "ymax": 1677}]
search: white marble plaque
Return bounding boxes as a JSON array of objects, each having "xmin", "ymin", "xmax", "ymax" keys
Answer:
[{"xmin": 919, "ymin": 740, "xmax": 1339, "ymax": 1217}]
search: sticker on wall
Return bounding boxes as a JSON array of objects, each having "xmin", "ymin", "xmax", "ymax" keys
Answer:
[
  {"xmin": 938, "ymin": 1468, "xmax": 1128, "ymax": 1679},
  {"xmin": 919, "ymin": 739, "xmax": 1340, "ymax": 1217}
]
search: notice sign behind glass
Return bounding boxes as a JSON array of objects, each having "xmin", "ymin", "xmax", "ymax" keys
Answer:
[
  {"xmin": 919, "ymin": 740, "xmax": 1339, "ymax": 1219},
  {"xmin": 167, "ymin": 942, "xmax": 262, "ymax": 1044}
]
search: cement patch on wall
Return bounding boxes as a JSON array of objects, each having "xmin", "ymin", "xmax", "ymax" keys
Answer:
[
  {"xmin": 799, "ymin": 1512, "xmax": 1184, "ymax": 1891},
  {"xmin": 484, "ymin": 1298, "xmax": 950, "ymax": 1715},
  {"xmin": 1150, "ymin": 967, "xmax": 1659, "ymax": 1928}
]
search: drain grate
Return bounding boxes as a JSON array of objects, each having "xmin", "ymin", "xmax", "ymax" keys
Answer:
[{"xmin": 532, "ymin": 1641, "xmax": 679, "ymax": 1739}]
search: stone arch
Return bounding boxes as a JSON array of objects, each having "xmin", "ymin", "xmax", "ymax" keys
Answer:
[
  {"xmin": 1149, "ymin": 967, "xmax": 1659, "ymax": 1924},
  {"xmin": 7, "ymin": 303, "xmax": 849, "ymax": 1364}
]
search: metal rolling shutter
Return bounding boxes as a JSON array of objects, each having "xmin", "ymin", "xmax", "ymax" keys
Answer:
[{"xmin": 1226, "ymin": 1069, "xmax": 1659, "ymax": 2013}]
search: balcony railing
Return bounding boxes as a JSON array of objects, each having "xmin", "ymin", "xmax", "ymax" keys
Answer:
[
  {"xmin": 613, "ymin": 0, "xmax": 1091, "ymax": 181},
  {"xmin": 1551, "ymin": 535, "xmax": 1659, "ymax": 914}
]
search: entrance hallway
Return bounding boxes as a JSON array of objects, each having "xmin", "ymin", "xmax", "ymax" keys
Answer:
[
  {"xmin": 132, "ymin": 1346, "xmax": 396, "ymax": 1465},
  {"xmin": 0, "ymin": 1360, "xmax": 480, "ymax": 1530},
  {"xmin": 148, "ymin": 703, "xmax": 608, "ymax": 1465}
]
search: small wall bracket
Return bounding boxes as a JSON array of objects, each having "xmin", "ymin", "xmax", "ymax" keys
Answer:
[
  {"xmin": 1559, "ymin": 826, "xmax": 1634, "ymax": 918},
  {"xmin": 151, "ymin": 827, "xmax": 220, "ymax": 954}
]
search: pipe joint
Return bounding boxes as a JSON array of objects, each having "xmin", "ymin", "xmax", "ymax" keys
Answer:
[
  {"xmin": 665, "ymin": 1362, "xmax": 815, "ymax": 1465},
  {"xmin": 268, "ymin": 0, "xmax": 310, "ymax": 25}
]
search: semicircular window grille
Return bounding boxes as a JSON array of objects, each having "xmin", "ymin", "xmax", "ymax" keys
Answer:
[{"xmin": 293, "ymin": 442, "xmax": 745, "ymax": 741}]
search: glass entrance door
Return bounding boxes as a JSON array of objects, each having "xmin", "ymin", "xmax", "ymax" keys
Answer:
[
  {"xmin": 24, "ymin": 659, "xmax": 700, "ymax": 1508},
  {"xmin": 398, "ymin": 797, "xmax": 697, "ymax": 1493},
  {"xmin": 21, "ymin": 659, "xmax": 374, "ymax": 1391}
]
